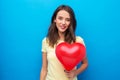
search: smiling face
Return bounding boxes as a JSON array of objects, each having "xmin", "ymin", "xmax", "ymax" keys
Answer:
[
  {"xmin": 54, "ymin": 10, "xmax": 71, "ymax": 34},
  {"xmin": 47, "ymin": 5, "xmax": 77, "ymax": 47}
]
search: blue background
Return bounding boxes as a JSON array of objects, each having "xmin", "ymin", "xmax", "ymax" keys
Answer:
[{"xmin": 0, "ymin": 0, "xmax": 120, "ymax": 80}]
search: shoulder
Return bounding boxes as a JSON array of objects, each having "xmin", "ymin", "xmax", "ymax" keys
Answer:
[
  {"xmin": 76, "ymin": 36, "xmax": 85, "ymax": 45},
  {"xmin": 42, "ymin": 37, "xmax": 47, "ymax": 41},
  {"xmin": 42, "ymin": 37, "xmax": 49, "ymax": 44},
  {"xmin": 76, "ymin": 36, "xmax": 84, "ymax": 42}
]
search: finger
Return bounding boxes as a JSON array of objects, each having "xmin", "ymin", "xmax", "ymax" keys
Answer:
[
  {"xmin": 64, "ymin": 70, "xmax": 70, "ymax": 73},
  {"xmin": 69, "ymin": 78, "xmax": 73, "ymax": 80},
  {"xmin": 65, "ymin": 72, "xmax": 71, "ymax": 78}
]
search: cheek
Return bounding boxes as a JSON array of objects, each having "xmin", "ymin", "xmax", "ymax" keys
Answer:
[
  {"xmin": 55, "ymin": 20, "xmax": 60, "ymax": 24},
  {"xmin": 67, "ymin": 22, "xmax": 70, "ymax": 27}
]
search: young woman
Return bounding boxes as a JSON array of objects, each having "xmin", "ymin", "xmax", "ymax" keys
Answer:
[{"xmin": 40, "ymin": 5, "xmax": 88, "ymax": 80}]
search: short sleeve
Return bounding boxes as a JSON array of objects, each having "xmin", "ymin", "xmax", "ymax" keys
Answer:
[
  {"xmin": 41, "ymin": 37, "xmax": 47, "ymax": 53},
  {"xmin": 76, "ymin": 36, "xmax": 85, "ymax": 46}
]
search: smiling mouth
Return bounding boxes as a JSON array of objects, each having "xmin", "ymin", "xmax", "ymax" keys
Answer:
[{"xmin": 60, "ymin": 26, "xmax": 66, "ymax": 29}]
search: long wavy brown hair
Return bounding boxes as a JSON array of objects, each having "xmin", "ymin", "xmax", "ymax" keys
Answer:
[{"xmin": 47, "ymin": 5, "xmax": 77, "ymax": 47}]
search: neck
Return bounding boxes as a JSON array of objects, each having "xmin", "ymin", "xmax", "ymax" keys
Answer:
[{"xmin": 58, "ymin": 32, "xmax": 65, "ymax": 40}]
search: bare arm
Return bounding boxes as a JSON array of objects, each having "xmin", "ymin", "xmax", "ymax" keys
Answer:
[
  {"xmin": 65, "ymin": 57, "xmax": 88, "ymax": 80},
  {"xmin": 75, "ymin": 57, "xmax": 88, "ymax": 75},
  {"xmin": 40, "ymin": 52, "xmax": 48, "ymax": 80}
]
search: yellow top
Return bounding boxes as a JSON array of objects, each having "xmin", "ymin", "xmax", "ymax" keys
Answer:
[{"xmin": 41, "ymin": 36, "xmax": 85, "ymax": 80}]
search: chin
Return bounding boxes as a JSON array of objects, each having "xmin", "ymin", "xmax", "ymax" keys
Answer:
[
  {"xmin": 60, "ymin": 30, "xmax": 66, "ymax": 33},
  {"xmin": 59, "ymin": 29, "xmax": 67, "ymax": 33}
]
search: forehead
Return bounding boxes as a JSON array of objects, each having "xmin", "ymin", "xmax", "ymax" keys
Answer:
[{"xmin": 56, "ymin": 10, "xmax": 70, "ymax": 18}]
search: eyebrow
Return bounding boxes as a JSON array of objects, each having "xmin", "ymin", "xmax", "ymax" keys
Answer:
[{"xmin": 57, "ymin": 15, "xmax": 70, "ymax": 19}]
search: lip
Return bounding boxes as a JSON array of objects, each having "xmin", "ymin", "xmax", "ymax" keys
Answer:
[{"xmin": 60, "ymin": 25, "xmax": 66, "ymax": 29}]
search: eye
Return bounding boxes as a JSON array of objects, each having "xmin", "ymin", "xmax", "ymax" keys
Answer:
[
  {"xmin": 66, "ymin": 18, "xmax": 70, "ymax": 22},
  {"xmin": 58, "ymin": 16, "xmax": 63, "ymax": 20}
]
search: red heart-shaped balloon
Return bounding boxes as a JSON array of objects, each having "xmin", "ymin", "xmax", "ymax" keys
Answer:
[{"xmin": 55, "ymin": 42, "xmax": 86, "ymax": 71}]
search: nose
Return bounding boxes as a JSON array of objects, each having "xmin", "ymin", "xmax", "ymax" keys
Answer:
[{"xmin": 62, "ymin": 20, "xmax": 66, "ymax": 25}]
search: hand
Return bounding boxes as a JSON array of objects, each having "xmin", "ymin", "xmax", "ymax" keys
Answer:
[{"xmin": 64, "ymin": 69, "xmax": 77, "ymax": 80}]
